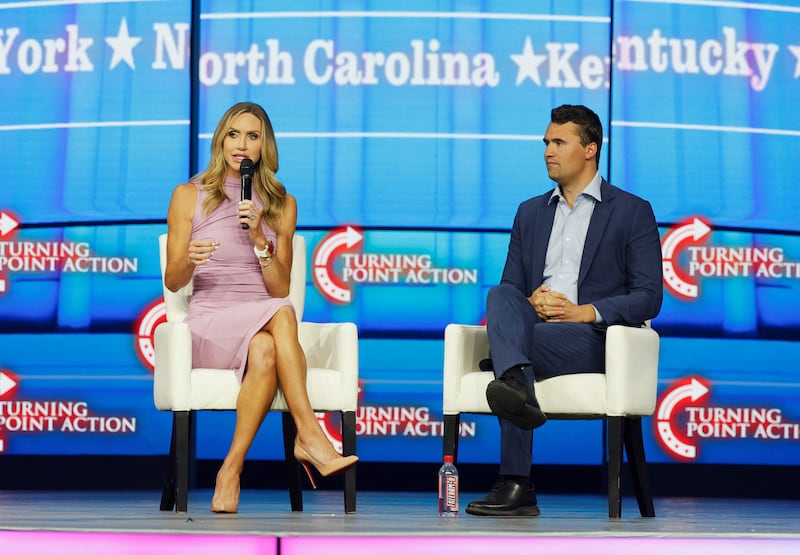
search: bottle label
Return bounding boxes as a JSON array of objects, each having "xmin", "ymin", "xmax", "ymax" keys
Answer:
[{"xmin": 444, "ymin": 474, "xmax": 458, "ymax": 510}]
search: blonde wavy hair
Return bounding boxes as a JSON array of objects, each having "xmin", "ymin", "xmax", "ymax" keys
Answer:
[{"xmin": 193, "ymin": 102, "xmax": 286, "ymax": 228}]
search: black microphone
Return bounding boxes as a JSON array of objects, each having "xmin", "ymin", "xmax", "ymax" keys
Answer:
[{"xmin": 240, "ymin": 158, "xmax": 255, "ymax": 229}]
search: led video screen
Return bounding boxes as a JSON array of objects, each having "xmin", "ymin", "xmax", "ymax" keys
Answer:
[{"xmin": 1, "ymin": 0, "xmax": 799, "ymax": 467}]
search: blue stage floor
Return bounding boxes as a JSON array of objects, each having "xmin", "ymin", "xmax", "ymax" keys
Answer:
[{"xmin": 1, "ymin": 489, "xmax": 799, "ymax": 554}]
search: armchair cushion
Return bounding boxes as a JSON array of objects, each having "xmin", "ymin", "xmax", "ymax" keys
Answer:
[
  {"xmin": 153, "ymin": 320, "xmax": 358, "ymax": 414},
  {"xmin": 442, "ymin": 323, "xmax": 659, "ymax": 419}
]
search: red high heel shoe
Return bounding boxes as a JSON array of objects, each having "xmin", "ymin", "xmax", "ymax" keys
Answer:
[{"xmin": 293, "ymin": 444, "xmax": 358, "ymax": 489}]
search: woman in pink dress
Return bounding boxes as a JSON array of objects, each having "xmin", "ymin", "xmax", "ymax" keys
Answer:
[{"xmin": 164, "ymin": 102, "xmax": 357, "ymax": 513}]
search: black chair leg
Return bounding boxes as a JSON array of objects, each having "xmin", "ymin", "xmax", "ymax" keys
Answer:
[
  {"xmin": 159, "ymin": 413, "xmax": 178, "ymax": 511},
  {"xmin": 175, "ymin": 411, "xmax": 193, "ymax": 513},
  {"xmin": 161, "ymin": 411, "xmax": 193, "ymax": 512},
  {"xmin": 341, "ymin": 410, "xmax": 357, "ymax": 513},
  {"xmin": 282, "ymin": 412, "xmax": 303, "ymax": 512},
  {"xmin": 607, "ymin": 416, "xmax": 624, "ymax": 518},
  {"xmin": 624, "ymin": 417, "xmax": 656, "ymax": 517},
  {"xmin": 443, "ymin": 414, "xmax": 461, "ymax": 462}
]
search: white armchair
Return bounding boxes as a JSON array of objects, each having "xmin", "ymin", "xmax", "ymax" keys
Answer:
[
  {"xmin": 154, "ymin": 233, "xmax": 358, "ymax": 513},
  {"xmin": 442, "ymin": 323, "xmax": 659, "ymax": 518}
]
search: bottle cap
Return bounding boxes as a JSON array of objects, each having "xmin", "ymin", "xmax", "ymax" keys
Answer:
[{"xmin": 443, "ymin": 455, "xmax": 454, "ymax": 463}]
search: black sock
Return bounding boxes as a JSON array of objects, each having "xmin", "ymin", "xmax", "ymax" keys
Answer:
[
  {"xmin": 502, "ymin": 474, "xmax": 530, "ymax": 488},
  {"xmin": 501, "ymin": 365, "xmax": 527, "ymax": 384}
]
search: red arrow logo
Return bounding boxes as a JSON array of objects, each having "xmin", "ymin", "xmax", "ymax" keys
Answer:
[
  {"xmin": 0, "ymin": 371, "xmax": 18, "ymax": 397},
  {"xmin": 661, "ymin": 217, "xmax": 711, "ymax": 299},
  {"xmin": 0, "ymin": 212, "xmax": 19, "ymax": 238},
  {"xmin": 312, "ymin": 226, "xmax": 364, "ymax": 304},
  {"xmin": 656, "ymin": 377, "xmax": 710, "ymax": 460}
]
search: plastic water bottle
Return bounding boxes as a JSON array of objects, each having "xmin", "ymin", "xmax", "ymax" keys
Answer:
[{"xmin": 438, "ymin": 455, "xmax": 459, "ymax": 517}]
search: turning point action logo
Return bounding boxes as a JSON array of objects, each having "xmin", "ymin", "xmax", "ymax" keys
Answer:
[
  {"xmin": 661, "ymin": 216, "xmax": 800, "ymax": 299},
  {"xmin": 316, "ymin": 383, "xmax": 477, "ymax": 454},
  {"xmin": 656, "ymin": 377, "xmax": 800, "ymax": 461},
  {"xmin": 312, "ymin": 225, "xmax": 478, "ymax": 304},
  {"xmin": 0, "ymin": 211, "xmax": 139, "ymax": 296},
  {"xmin": 0, "ymin": 369, "xmax": 137, "ymax": 454}
]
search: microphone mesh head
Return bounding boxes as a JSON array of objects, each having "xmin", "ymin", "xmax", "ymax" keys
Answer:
[{"xmin": 240, "ymin": 158, "xmax": 255, "ymax": 177}]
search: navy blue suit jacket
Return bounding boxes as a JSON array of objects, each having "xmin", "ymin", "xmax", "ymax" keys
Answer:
[{"xmin": 500, "ymin": 179, "xmax": 663, "ymax": 326}]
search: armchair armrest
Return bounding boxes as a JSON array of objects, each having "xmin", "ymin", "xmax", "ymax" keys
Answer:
[
  {"xmin": 604, "ymin": 324, "xmax": 660, "ymax": 416},
  {"xmin": 153, "ymin": 321, "xmax": 193, "ymax": 411},
  {"xmin": 443, "ymin": 324, "xmax": 489, "ymax": 414},
  {"xmin": 299, "ymin": 321, "xmax": 359, "ymax": 412}
]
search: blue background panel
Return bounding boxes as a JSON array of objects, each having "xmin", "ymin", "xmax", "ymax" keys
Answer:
[{"xmin": 0, "ymin": 0, "xmax": 798, "ymax": 467}]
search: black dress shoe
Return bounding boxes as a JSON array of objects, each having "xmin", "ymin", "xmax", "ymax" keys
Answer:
[
  {"xmin": 466, "ymin": 478, "xmax": 541, "ymax": 516},
  {"xmin": 486, "ymin": 367, "xmax": 547, "ymax": 430}
]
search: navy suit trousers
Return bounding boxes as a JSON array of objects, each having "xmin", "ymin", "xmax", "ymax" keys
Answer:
[{"xmin": 486, "ymin": 283, "xmax": 605, "ymax": 476}]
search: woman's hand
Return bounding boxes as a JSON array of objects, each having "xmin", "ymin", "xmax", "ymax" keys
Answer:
[
  {"xmin": 238, "ymin": 200, "xmax": 261, "ymax": 231},
  {"xmin": 188, "ymin": 239, "xmax": 219, "ymax": 266}
]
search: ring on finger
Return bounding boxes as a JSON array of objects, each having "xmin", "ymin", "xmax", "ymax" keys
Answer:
[{"xmin": 248, "ymin": 213, "xmax": 256, "ymax": 220}]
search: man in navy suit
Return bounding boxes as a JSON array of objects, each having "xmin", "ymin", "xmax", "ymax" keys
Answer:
[{"xmin": 466, "ymin": 105, "xmax": 663, "ymax": 516}]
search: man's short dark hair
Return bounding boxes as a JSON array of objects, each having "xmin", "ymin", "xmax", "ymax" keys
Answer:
[{"xmin": 550, "ymin": 105, "xmax": 603, "ymax": 166}]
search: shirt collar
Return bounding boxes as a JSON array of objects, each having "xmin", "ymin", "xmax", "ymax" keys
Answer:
[{"xmin": 548, "ymin": 171, "xmax": 603, "ymax": 205}]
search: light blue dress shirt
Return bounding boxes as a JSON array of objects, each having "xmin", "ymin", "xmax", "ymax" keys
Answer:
[{"xmin": 543, "ymin": 171, "xmax": 603, "ymax": 322}]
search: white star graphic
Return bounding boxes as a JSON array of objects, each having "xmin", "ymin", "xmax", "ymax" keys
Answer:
[
  {"xmin": 789, "ymin": 45, "xmax": 800, "ymax": 79},
  {"xmin": 510, "ymin": 36, "xmax": 548, "ymax": 86},
  {"xmin": 105, "ymin": 18, "xmax": 141, "ymax": 70}
]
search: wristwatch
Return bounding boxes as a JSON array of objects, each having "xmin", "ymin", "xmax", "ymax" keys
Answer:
[{"xmin": 253, "ymin": 240, "xmax": 275, "ymax": 260}]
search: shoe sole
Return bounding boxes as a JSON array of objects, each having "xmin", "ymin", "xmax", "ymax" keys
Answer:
[
  {"xmin": 465, "ymin": 504, "xmax": 542, "ymax": 517},
  {"xmin": 486, "ymin": 380, "xmax": 547, "ymax": 430}
]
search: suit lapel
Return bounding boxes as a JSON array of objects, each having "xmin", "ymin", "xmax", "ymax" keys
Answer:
[
  {"xmin": 531, "ymin": 201, "xmax": 557, "ymax": 288},
  {"xmin": 579, "ymin": 181, "xmax": 614, "ymax": 286}
]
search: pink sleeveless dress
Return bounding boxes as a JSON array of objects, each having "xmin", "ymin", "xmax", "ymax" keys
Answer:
[{"xmin": 184, "ymin": 177, "xmax": 294, "ymax": 382}]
